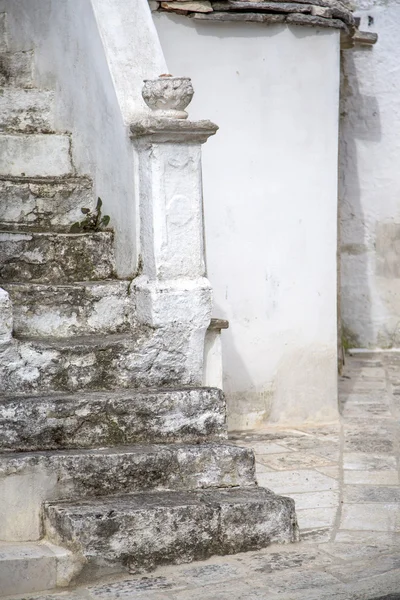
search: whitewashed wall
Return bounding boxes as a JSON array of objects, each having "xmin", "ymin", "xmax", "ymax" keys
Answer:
[
  {"xmin": 1, "ymin": 0, "xmax": 166, "ymax": 276},
  {"xmin": 154, "ymin": 14, "xmax": 341, "ymax": 428},
  {"xmin": 340, "ymin": 2, "xmax": 400, "ymax": 349}
]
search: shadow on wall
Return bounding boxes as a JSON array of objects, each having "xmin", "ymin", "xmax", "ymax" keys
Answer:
[
  {"xmin": 212, "ymin": 302, "xmax": 273, "ymax": 432},
  {"xmin": 339, "ymin": 47, "xmax": 381, "ymax": 350}
]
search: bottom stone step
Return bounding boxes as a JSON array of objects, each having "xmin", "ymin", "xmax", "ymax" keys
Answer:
[
  {"xmin": 45, "ymin": 487, "xmax": 298, "ymax": 580},
  {"xmin": 0, "ymin": 540, "xmax": 81, "ymax": 596},
  {"xmin": 0, "ymin": 443, "xmax": 255, "ymax": 542}
]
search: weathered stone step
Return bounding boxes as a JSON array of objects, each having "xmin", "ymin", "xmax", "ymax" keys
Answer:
[
  {"xmin": 1, "ymin": 328, "xmax": 198, "ymax": 393},
  {"xmin": 0, "ymin": 50, "xmax": 34, "ymax": 87},
  {"xmin": 0, "ymin": 133, "xmax": 73, "ymax": 177},
  {"xmin": 5, "ymin": 280, "xmax": 132, "ymax": 337},
  {"xmin": 44, "ymin": 487, "xmax": 298, "ymax": 578},
  {"xmin": 0, "ymin": 88, "xmax": 55, "ymax": 132},
  {"xmin": 0, "ymin": 541, "xmax": 79, "ymax": 596},
  {"xmin": 0, "ymin": 175, "xmax": 94, "ymax": 231},
  {"xmin": 0, "ymin": 230, "xmax": 115, "ymax": 283},
  {"xmin": 0, "ymin": 388, "xmax": 226, "ymax": 450},
  {"xmin": 0, "ymin": 443, "xmax": 255, "ymax": 497},
  {"xmin": 0, "ymin": 333, "xmax": 142, "ymax": 393},
  {"xmin": 0, "ymin": 444, "xmax": 255, "ymax": 542}
]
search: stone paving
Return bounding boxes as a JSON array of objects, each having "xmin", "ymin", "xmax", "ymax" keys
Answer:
[{"xmin": 3, "ymin": 354, "xmax": 400, "ymax": 599}]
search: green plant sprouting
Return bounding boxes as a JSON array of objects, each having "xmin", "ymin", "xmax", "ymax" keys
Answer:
[{"xmin": 70, "ymin": 197, "xmax": 110, "ymax": 233}]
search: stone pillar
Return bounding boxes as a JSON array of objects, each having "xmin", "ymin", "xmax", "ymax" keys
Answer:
[{"xmin": 130, "ymin": 76, "xmax": 218, "ymax": 385}]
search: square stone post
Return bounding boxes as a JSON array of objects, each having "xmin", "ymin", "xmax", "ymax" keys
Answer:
[{"xmin": 130, "ymin": 76, "xmax": 218, "ymax": 385}]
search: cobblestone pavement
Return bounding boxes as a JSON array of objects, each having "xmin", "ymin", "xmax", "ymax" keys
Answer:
[{"xmin": 4, "ymin": 354, "xmax": 400, "ymax": 599}]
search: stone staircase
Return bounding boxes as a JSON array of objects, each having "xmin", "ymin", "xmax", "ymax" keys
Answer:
[{"xmin": 0, "ymin": 14, "xmax": 298, "ymax": 596}]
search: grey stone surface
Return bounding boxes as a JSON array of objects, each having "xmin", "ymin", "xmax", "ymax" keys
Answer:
[
  {"xmin": 0, "ymin": 230, "xmax": 115, "ymax": 283},
  {"xmin": 340, "ymin": 503, "xmax": 400, "ymax": 532},
  {"xmin": 0, "ymin": 325, "xmax": 225, "ymax": 393},
  {"xmin": 0, "ymin": 388, "xmax": 226, "ymax": 450},
  {"xmin": 0, "ymin": 133, "xmax": 73, "ymax": 177},
  {"xmin": 0, "ymin": 176, "xmax": 95, "ymax": 230},
  {"xmin": 0, "ymin": 543, "xmax": 57, "ymax": 596},
  {"xmin": 0, "ymin": 88, "xmax": 55, "ymax": 133},
  {"xmin": 4, "ymin": 280, "xmax": 132, "ymax": 337},
  {"xmin": 0, "ymin": 50, "xmax": 34, "ymax": 87},
  {"xmin": 343, "ymin": 485, "xmax": 400, "ymax": 504},
  {"xmin": 0, "ymin": 443, "xmax": 256, "ymax": 498},
  {"xmin": 44, "ymin": 487, "xmax": 298, "ymax": 577}
]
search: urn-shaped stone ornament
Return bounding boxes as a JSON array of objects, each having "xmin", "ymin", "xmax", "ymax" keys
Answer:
[{"xmin": 142, "ymin": 75, "xmax": 194, "ymax": 119}]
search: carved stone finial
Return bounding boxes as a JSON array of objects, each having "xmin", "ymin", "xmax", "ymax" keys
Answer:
[{"xmin": 142, "ymin": 76, "xmax": 194, "ymax": 119}]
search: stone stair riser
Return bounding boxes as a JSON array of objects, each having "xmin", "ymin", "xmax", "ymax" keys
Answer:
[
  {"xmin": 0, "ymin": 326, "xmax": 206, "ymax": 393},
  {"xmin": 0, "ymin": 445, "xmax": 255, "ymax": 541},
  {"xmin": 0, "ymin": 388, "xmax": 226, "ymax": 450},
  {"xmin": 0, "ymin": 50, "xmax": 34, "ymax": 87},
  {"xmin": 44, "ymin": 488, "xmax": 298, "ymax": 578},
  {"xmin": 5, "ymin": 281, "xmax": 132, "ymax": 337},
  {"xmin": 0, "ymin": 177, "xmax": 94, "ymax": 230},
  {"xmin": 0, "ymin": 88, "xmax": 55, "ymax": 133},
  {"xmin": 0, "ymin": 541, "xmax": 80, "ymax": 596},
  {"xmin": 0, "ymin": 133, "xmax": 73, "ymax": 177},
  {"xmin": 0, "ymin": 231, "xmax": 115, "ymax": 283}
]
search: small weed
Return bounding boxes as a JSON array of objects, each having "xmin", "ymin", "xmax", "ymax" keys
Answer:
[{"xmin": 70, "ymin": 197, "xmax": 110, "ymax": 233}]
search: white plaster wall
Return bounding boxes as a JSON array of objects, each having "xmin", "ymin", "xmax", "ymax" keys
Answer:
[
  {"xmin": 340, "ymin": 2, "xmax": 400, "ymax": 348},
  {"xmin": 154, "ymin": 14, "xmax": 340, "ymax": 428},
  {"xmin": 1, "ymin": 0, "xmax": 167, "ymax": 276}
]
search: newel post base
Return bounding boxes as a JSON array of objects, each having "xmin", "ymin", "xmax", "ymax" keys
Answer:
[{"xmin": 130, "ymin": 76, "xmax": 218, "ymax": 385}]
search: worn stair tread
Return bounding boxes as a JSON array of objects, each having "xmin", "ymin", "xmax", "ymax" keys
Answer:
[
  {"xmin": 0, "ymin": 387, "xmax": 227, "ymax": 450},
  {"xmin": 0, "ymin": 133, "xmax": 73, "ymax": 177},
  {"xmin": 0, "ymin": 442, "xmax": 256, "ymax": 498},
  {"xmin": 0, "ymin": 87, "xmax": 55, "ymax": 132},
  {"xmin": 4, "ymin": 280, "xmax": 132, "ymax": 337},
  {"xmin": 44, "ymin": 487, "xmax": 298, "ymax": 576}
]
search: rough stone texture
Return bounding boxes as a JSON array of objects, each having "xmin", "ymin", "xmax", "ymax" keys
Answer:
[
  {"xmin": 0, "ymin": 50, "xmax": 34, "ymax": 87},
  {"xmin": 192, "ymin": 10, "xmax": 346, "ymax": 28},
  {"xmin": 0, "ymin": 286, "xmax": 12, "ymax": 343},
  {"xmin": 44, "ymin": 488, "xmax": 298, "ymax": 577},
  {"xmin": 0, "ymin": 324, "xmax": 224, "ymax": 393},
  {"xmin": 0, "ymin": 230, "xmax": 115, "ymax": 283},
  {"xmin": 0, "ymin": 443, "xmax": 255, "ymax": 496},
  {"xmin": 0, "ymin": 388, "xmax": 227, "ymax": 450},
  {"xmin": 0, "ymin": 176, "xmax": 95, "ymax": 231},
  {"xmin": 212, "ymin": 1, "xmax": 315, "ymax": 14},
  {"xmin": 154, "ymin": 0, "xmax": 355, "ymax": 29},
  {"xmin": 0, "ymin": 443, "xmax": 255, "ymax": 542},
  {"xmin": 142, "ymin": 76, "xmax": 194, "ymax": 119},
  {"xmin": 4, "ymin": 280, "xmax": 132, "ymax": 337},
  {"xmin": 0, "ymin": 133, "xmax": 73, "ymax": 177},
  {"xmin": 0, "ymin": 88, "xmax": 55, "ymax": 133},
  {"xmin": 161, "ymin": 2, "xmax": 213, "ymax": 14}
]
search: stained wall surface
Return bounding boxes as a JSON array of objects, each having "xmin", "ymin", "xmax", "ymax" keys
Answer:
[
  {"xmin": 154, "ymin": 13, "xmax": 341, "ymax": 428},
  {"xmin": 340, "ymin": 2, "xmax": 400, "ymax": 348}
]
